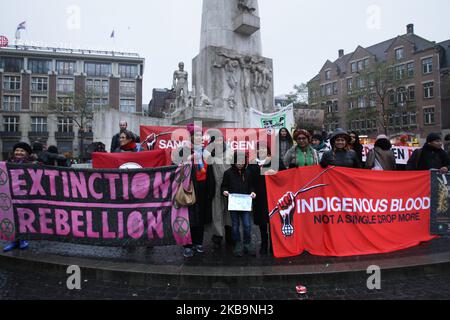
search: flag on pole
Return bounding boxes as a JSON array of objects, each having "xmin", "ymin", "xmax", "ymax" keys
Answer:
[{"xmin": 15, "ymin": 21, "xmax": 26, "ymax": 40}]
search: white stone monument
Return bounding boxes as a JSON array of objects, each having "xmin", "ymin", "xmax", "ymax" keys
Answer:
[{"xmin": 172, "ymin": 0, "xmax": 274, "ymax": 128}]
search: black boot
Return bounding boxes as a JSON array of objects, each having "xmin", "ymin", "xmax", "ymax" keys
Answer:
[{"xmin": 259, "ymin": 240, "xmax": 269, "ymax": 255}]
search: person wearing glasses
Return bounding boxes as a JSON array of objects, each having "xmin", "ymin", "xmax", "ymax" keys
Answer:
[{"xmin": 283, "ymin": 129, "xmax": 319, "ymax": 169}]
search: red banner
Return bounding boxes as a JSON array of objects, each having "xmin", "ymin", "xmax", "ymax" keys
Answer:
[
  {"xmin": 140, "ymin": 126, "xmax": 275, "ymax": 152},
  {"xmin": 92, "ymin": 150, "xmax": 171, "ymax": 169},
  {"xmin": 266, "ymin": 166, "xmax": 436, "ymax": 258}
]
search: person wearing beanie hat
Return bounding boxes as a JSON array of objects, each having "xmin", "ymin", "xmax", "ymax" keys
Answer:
[
  {"xmin": 3, "ymin": 142, "xmax": 34, "ymax": 252},
  {"xmin": 365, "ymin": 135, "xmax": 396, "ymax": 171},
  {"xmin": 320, "ymin": 128, "xmax": 362, "ymax": 169},
  {"xmin": 406, "ymin": 133, "xmax": 450, "ymax": 173},
  {"xmin": 311, "ymin": 134, "xmax": 330, "ymax": 161},
  {"xmin": 283, "ymin": 129, "xmax": 319, "ymax": 169},
  {"xmin": 8, "ymin": 142, "xmax": 34, "ymax": 164}
]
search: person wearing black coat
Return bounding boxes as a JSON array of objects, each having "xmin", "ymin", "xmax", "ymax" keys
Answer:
[
  {"xmin": 248, "ymin": 142, "xmax": 275, "ymax": 255},
  {"xmin": 320, "ymin": 129, "xmax": 362, "ymax": 169},
  {"xmin": 221, "ymin": 152, "xmax": 256, "ymax": 257},
  {"xmin": 406, "ymin": 133, "xmax": 450, "ymax": 174},
  {"xmin": 349, "ymin": 131, "xmax": 364, "ymax": 164}
]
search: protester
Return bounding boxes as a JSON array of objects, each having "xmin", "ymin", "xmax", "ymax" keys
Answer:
[
  {"xmin": 406, "ymin": 133, "xmax": 450, "ymax": 174},
  {"xmin": 221, "ymin": 151, "xmax": 257, "ymax": 257},
  {"xmin": 320, "ymin": 128, "xmax": 362, "ymax": 169},
  {"xmin": 3, "ymin": 142, "xmax": 34, "ymax": 252},
  {"xmin": 182, "ymin": 124, "xmax": 215, "ymax": 258},
  {"xmin": 248, "ymin": 142, "xmax": 275, "ymax": 255},
  {"xmin": 110, "ymin": 121, "xmax": 128, "ymax": 152},
  {"xmin": 445, "ymin": 134, "xmax": 450, "ymax": 157},
  {"xmin": 283, "ymin": 129, "xmax": 319, "ymax": 169},
  {"xmin": 349, "ymin": 131, "xmax": 364, "ymax": 163},
  {"xmin": 311, "ymin": 134, "xmax": 330, "ymax": 161},
  {"xmin": 365, "ymin": 135, "xmax": 396, "ymax": 171},
  {"xmin": 204, "ymin": 129, "xmax": 233, "ymax": 250},
  {"xmin": 278, "ymin": 127, "xmax": 293, "ymax": 170},
  {"xmin": 33, "ymin": 142, "xmax": 68, "ymax": 167},
  {"xmin": 114, "ymin": 130, "xmax": 144, "ymax": 153}
]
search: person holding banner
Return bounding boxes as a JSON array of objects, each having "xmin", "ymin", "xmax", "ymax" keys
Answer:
[
  {"xmin": 365, "ymin": 135, "xmax": 396, "ymax": 171},
  {"xmin": 406, "ymin": 133, "xmax": 450, "ymax": 174},
  {"xmin": 278, "ymin": 127, "xmax": 293, "ymax": 170},
  {"xmin": 114, "ymin": 130, "xmax": 144, "ymax": 153},
  {"xmin": 248, "ymin": 142, "xmax": 275, "ymax": 255},
  {"xmin": 221, "ymin": 152, "xmax": 257, "ymax": 257},
  {"xmin": 3, "ymin": 142, "xmax": 34, "ymax": 252},
  {"xmin": 182, "ymin": 124, "xmax": 216, "ymax": 258},
  {"xmin": 283, "ymin": 129, "xmax": 319, "ymax": 169},
  {"xmin": 320, "ymin": 129, "xmax": 362, "ymax": 169}
]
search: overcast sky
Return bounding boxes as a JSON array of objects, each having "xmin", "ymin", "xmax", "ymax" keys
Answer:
[{"xmin": 1, "ymin": 0, "xmax": 449, "ymax": 104}]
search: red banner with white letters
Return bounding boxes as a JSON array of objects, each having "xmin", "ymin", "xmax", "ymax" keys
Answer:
[{"xmin": 266, "ymin": 166, "xmax": 436, "ymax": 258}]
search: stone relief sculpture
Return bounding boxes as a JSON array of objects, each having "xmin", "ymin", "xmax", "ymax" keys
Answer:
[
  {"xmin": 173, "ymin": 62, "xmax": 189, "ymax": 109},
  {"xmin": 216, "ymin": 51, "xmax": 272, "ymax": 111},
  {"xmin": 238, "ymin": 0, "xmax": 256, "ymax": 14}
]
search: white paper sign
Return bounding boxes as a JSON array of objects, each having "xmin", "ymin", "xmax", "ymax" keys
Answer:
[{"xmin": 228, "ymin": 194, "xmax": 253, "ymax": 212}]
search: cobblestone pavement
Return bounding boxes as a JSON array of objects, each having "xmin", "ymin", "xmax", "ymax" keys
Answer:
[{"xmin": 0, "ymin": 263, "xmax": 449, "ymax": 300}]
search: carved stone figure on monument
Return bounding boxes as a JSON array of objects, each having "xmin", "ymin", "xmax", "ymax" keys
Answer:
[
  {"xmin": 214, "ymin": 56, "xmax": 240, "ymax": 109},
  {"xmin": 238, "ymin": 0, "xmax": 256, "ymax": 14},
  {"xmin": 198, "ymin": 86, "xmax": 213, "ymax": 107},
  {"xmin": 173, "ymin": 62, "xmax": 189, "ymax": 109}
]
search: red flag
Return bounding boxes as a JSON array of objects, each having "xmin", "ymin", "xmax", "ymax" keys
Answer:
[
  {"xmin": 266, "ymin": 166, "xmax": 436, "ymax": 258},
  {"xmin": 92, "ymin": 150, "xmax": 171, "ymax": 169}
]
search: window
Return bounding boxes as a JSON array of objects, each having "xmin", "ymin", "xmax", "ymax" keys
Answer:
[
  {"xmin": 3, "ymin": 76, "xmax": 21, "ymax": 91},
  {"xmin": 395, "ymin": 64, "xmax": 406, "ymax": 80},
  {"xmin": 347, "ymin": 79, "xmax": 353, "ymax": 92},
  {"xmin": 320, "ymin": 85, "xmax": 325, "ymax": 97},
  {"xmin": 422, "ymin": 58, "xmax": 433, "ymax": 74},
  {"xmin": 119, "ymin": 64, "xmax": 138, "ymax": 78},
  {"xmin": 31, "ymin": 96, "xmax": 48, "ymax": 112},
  {"xmin": 325, "ymin": 84, "xmax": 332, "ymax": 96},
  {"xmin": 332, "ymin": 101, "xmax": 338, "ymax": 112},
  {"xmin": 31, "ymin": 117, "xmax": 47, "ymax": 132},
  {"xmin": 424, "ymin": 82, "xmax": 434, "ymax": 99},
  {"xmin": 402, "ymin": 113, "xmax": 409, "ymax": 126},
  {"xmin": 57, "ymin": 97, "xmax": 74, "ymax": 112},
  {"xmin": 3, "ymin": 116, "xmax": 20, "ymax": 132},
  {"xmin": 408, "ymin": 86, "xmax": 415, "ymax": 101},
  {"xmin": 31, "ymin": 77, "xmax": 48, "ymax": 92},
  {"xmin": 87, "ymin": 98, "xmax": 108, "ymax": 110},
  {"xmin": 56, "ymin": 61, "xmax": 76, "ymax": 76},
  {"xmin": 332, "ymin": 82, "xmax": 338, "ymax": 95},
  {"xmin": 369, "ymin": 93, "xmax": 377, "ymax": 107},
  {"xmin": 357, "ymin": 60, "xmax": 364, "ymax": 71},
  {"xmin": 325, "ymin": 70, "xmax": 331, "ymax": 81},
  {"xmin": 85, "ymin": 62, "xmax": 111, "ymax": 77},
  {"xmin": 423, "ymin": 107, "xmax": 435, "ymax": 125},
  {"xmin": 0, "ymin": 57, "xmax": 23, "ymax": 73},
  {"xmin": 351, "ymin": 62, "xmax": 357, "ymax": 73},
  {"xmin": 120, "ymin": 99, "xmax": 136, "ymax": 113},
  {"xmin": 57, "ymin": 78, "xmax": 74, "ymax": 93},
  {"xmin": 58, "ymin": 117, "xmax": 73, "ymax": 133},
  {"xmin": 364, "ymin": 59, "xmax": 370, "ymax": 69},
  {"xmin": 407, "ymin": 63, "xmax": 414, "ymax": 78},
  {"xmin": 358, "ymin": 96, "xmax": 366, "ymax": 108},
  {"xmin": 86, "ymin": 79, "xmax": 109, "ymax": 97},
  {"xmin": 389, "ymin": 90, "xmax": 396, "ymax": 105},
  {"xmin": 410, "ymin": 112, "xmax": 417, "ymax": 125},
  {"xmin": 120, "ymin": 81, "xmax": 136, "ymax": 96},
  {"xmin": 395, "ymin": 48, "xmax": 404, "ymax": 61},
  {"xmin": 356, "ymin": 76, "xmax": 365, "ymax": 89},
  {"xmin": 397, "ymin": 87, "xmax": 407, "ymax": 104},
  {"xmin": 29, "ymin": 59, "xmax": 51, "ymax": 74},
  {"xmin": 2, "ymin": 95, "xmax": 21, "ymax": 111}
]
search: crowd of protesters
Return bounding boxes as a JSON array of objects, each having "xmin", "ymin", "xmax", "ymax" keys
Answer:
[{"xmin": 2, "ymin": 120, "xmax": 450, "ymax": 257}]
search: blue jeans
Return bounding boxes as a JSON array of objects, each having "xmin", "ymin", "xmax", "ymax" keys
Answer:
[{"xmin": 230, "ymin": 211, "xmax": 252, "ymax": 245}]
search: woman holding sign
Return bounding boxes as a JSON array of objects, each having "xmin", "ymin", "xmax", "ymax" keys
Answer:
[{"xmin": 221, "ymin": 152, "xmax": 256, "ymax": 257}]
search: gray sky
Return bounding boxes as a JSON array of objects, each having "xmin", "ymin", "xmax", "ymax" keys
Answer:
[{"xmin": 1, "ymin": 0, "xmax": 449, "ymax": 104}]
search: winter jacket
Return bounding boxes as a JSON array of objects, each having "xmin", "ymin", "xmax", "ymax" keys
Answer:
[
  {"xmin": 365, "ymin": 147, "xmax": 396, "ymax": 171},
  {"xmin": 406, "ymin": 144, "xmax": 450, "ymax": 171},
  {"xmin": 320, "ymin": 149, "xmax": 362, "ymax": 169},
  {"xmin": 248, "ymin": 161, "xmax": 271, "ymax": 226},
  {"xmin": 221, "ymin": 165, "xmax": 255, "ymax": 196},
  {"xmin": 283, "ymin": 145, "xmax": 319, "ymax": 169}
]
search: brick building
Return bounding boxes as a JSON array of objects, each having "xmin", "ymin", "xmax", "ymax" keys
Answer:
[
  {"xmin": 0, "ymin": 45, "xmax": 144, "ymax": 160},
  {"xmin": 308, "ymin": 24, "xmax": 450, "ymax": 142}
]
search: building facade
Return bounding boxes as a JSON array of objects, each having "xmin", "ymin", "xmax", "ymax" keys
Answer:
[
  {"xmin": 308, "ymin": 24, "xmax": 450, "ymax": 142},
  {"xmin": 0, "ymin": 45, "xmax": 144, "ymax": 160}
]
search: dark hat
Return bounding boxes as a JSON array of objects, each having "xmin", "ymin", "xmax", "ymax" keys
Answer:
[
  {"xmin": 445, "ymin": 134, "xmax": 450, "ymax": 141},
  {"xmin": 13, "ymin": 142, "xmax": 32, "ymax": 155},
  {"xmin": 330, "ymin": 128, "xmax": 351, "ymax": 145},
  {"xmin": 312, "ymin": 134, "xmax": 324, "ymax": 142},
  {"xmin": 426, "ymin": 133, "xmax": 441, "ymax": 143},
  {"xmin": 293, "ymin": 129, "xmax": 311, "ymax": 141}
]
